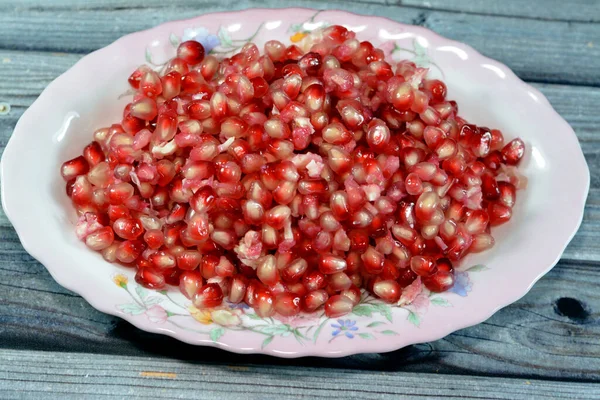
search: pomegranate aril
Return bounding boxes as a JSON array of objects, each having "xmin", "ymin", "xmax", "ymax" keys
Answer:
[
  {"xmin": 410, "ymin": 255, "xmax": 437, "ymax": 277},
  {"xmin": 488, "ymin": 202, "xmax": 513, "ymax": 226},
  {"xmin": 193, "ymin": 283, "xmax": 224, "ymax": 308},
  {"xmin": 113, "ymin": 217, "xmax": 144, "ymax": 240},
  {"xmin": 324, "ymin": 295, "xmax": 354, "ymax": 318},
  {"xmin": 177, "ymin": 40, "xmax": 205, "ymax": 64},
  {"xmin": 502, "ymin": 138, "xmax": 525, "ymax": 165},
  {"xmin": 85, "ymin": 226, "xmax": 114, "ymax": 251},
  {"xmin": 274, "ymin": 292, "xmax": 301, "ymax": 316},
  {"xmin": 61, "ymin": 156, "xmax": 89, "ymax": 181},
  {"xmin": 116, "ymin": 240, "xmax": 145, "ymax": 264},
  {"xmin": 303, "ymin": 290, "xmax": 329, "ymax": 312},
  {"xmin": 254, "ymin": 288, "xmax": 275, "ymax": 317},
  {"xmin": 83, "ymin": 142, "xmax": 105, "ymax": 166},
  {"xmin": 422, "ymin": 270, "xmax": 455, "ymax": 292},
  {"xmin": 281, "ymin": 258, "xmax": 308, "ymax": 283},
  {"xmin": 179, "ymin": 271, "xmax": 203, "ymax": 299},
  {"xmin": 498, "ymin": 182, "xmax": 517, "ymax": 208},
  {"xmin": 135, "ymin": 268, "xmax": 166, "ymax": 289},
  {"xmin": 373, "ymin": 280, "xmax": 401, "ymax": 303},
  {"xmin": 319, "ymin": 254, "xmax": 347, "ymax": 274}
]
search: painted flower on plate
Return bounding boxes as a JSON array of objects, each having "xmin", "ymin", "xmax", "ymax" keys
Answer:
[{"xmin": 331, "ymin": 319, "xmax": 359, "ymax": 339}]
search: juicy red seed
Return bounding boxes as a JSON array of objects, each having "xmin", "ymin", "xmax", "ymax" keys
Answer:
[
  {"xmin": 502, "ymin": 138, "xmax": 525, "ymax": 165},
  {"xmin": 373, "ymin": 280, "xmax": 402, "ymax": 303},
  {"xmin": 254, "ymin": 288, "xmax": 275, "ymax": 317},
  {"xmin": 177, "ymin": 41, "xmax": 205, "ymax": 65},
  {"xmin": 193, "ymin": 283, "xmax": 224, "ymax": 308},
  {"xmin": 135, "ymin": 268, "xmax": 166, "ymax": 289},
  {"xmin": 274, "ymin": 292, "xmax": 302, "ymax": 316},
  {"xmin": 83, "ymin": 142, "xmax": 105, "ymax": 166},
  {"xmin": 61, "ymin": 156, "xmax": 89, "ymax": 181},
  {"xmin": 179, "ymin": 270, "xmax": 204, "ymax": 299},
  {"xmin": 324, "ymin": 295, "xmax": 354, "ymax": 318},
  {"xmin": 423, "ymin": 270, "xmax": 455, "ymax": 292},
  {"xmin": 113, "ymin": 218, "xmax": 144, "ymax": 240},
  {"xmin": 410, "ymin": 255, "xmax": 437, "ymax": 277}
]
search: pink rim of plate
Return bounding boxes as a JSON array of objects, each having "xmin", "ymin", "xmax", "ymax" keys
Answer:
[{"xmin": 1, "ymin": 8, "xmax": 590, "ymax": 357}]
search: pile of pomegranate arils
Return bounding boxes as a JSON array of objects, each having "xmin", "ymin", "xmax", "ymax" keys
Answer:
[{"xmin": 61, "ymin": 25, "xmax": 526, "ymax": 319}]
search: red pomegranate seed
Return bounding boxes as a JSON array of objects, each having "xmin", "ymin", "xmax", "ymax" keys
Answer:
[
  {"xmin": 61, "ymin": 156, "xmax": 89, "ymax": 181},
  {"xmin": 193, "ymin": 283, "xmax": 224, "ymax": 308},
  {"xmin": 319, "ymin": 255, "xmax": 347, "ymax": 274},
  {"xmin": 373, "ymin": 280, "xmax": 401, "ymax": 303},
  {"xmin": 422, "ymin": 270, "xmax": 455, "ymax": 292},
  {"xmin": 498, "ymin": 181, "xmax": 517, "ymax": 208},
  {"xmin": 410, "ymin": 255, "xmax": 437, "ymax": 277},
  {"xmin": 135, "ymin": 268, "xmax": 166, "ymax": 289},
  {"xmin": 116, "ymin": 240, "xmax": 145, "ymax": 264},
  {"xmin": 177, "ymin": 40, "xmax": 205, "ymax": 65},
  {"xmin": 85, "ymin": 226, "xmax": 114, "ymax": 251},
  {"xmin": 83, "ymin": 142, "xmax": 105, "ymax": 166},
  {"xmin": 502, "ymin": 138, "xmax": 525, "ymax": 165},
  {"xmin": 303, "ymin": 290, "xmax": 329, "ymax": 312},
  {"xmin": 488, "ymin": 202, "xmax": 513, "ymax": 226},
  {"xmin": 179, "ymin": 270, "xmax": 204, "ymax": 299},
  {"xmin": 324, "ymin": 294, "xmax": 354, "ymax": 318},
  {"xmin": 274, "ymin": 292, "xmax": 302, "ymax": 316},
  {"xmin": 254, "ymin": 288, "xmax": 275, "ymax": 317},
  {"xmin": 113, "ymin": 217, "xmax": 144, "ymax": 240}
]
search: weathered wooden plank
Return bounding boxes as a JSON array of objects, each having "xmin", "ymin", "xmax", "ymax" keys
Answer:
[
  {"xmin": 400, "ymin": 0, "xmax": 600, "ymax": 23},
  {"xmin": 0, "ymin": 239, "xmax": 599, "ymax": 380},
  {"xmin": 1, "ymin": 350, "xmax": 599, "ymax": 400},
  {"xmin": 4, "ymin": 0, "xmax": 598, "ymax": 23},
  {"xmin": 0, "ymin": 1, "xmax": 599, "ymax": 85}
]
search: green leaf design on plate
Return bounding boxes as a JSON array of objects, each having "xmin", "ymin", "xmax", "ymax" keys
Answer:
[
  {"xmin": 358, "ymin": 332, "xmax": 375, "ymax": 340},
  {"xmin": 430, "ymin": 297, "xmax": 452, "ymax": 307},
  {"xmin": 135, "ymin": 286, "xmax": 150, "ymax": 300},
  {"xmin": 467, "ymin": 264, "xmax": 488, "ymax": 272},
  {"xmin": 245, "ymin": 313, "xmax": 263, "ymax": 320},
  {"xmin": 352, "ymin": 304, "xmax": 375, "ymax": 317},
  {"xmin": 256, "ymin": 324, "xmax": 291, "ymax": 336},
  {"xmin": 217, "ymin": 27, "xmax": 234, "ymax": 48},
  {"xmin": 209, "ymin": 326, "xmax": 225, "ymax": 342},
  {"xmin": 407, "ymin": 311, "xmax": 420, "ymax": 327},
  {"xmin": 144, "ymin": 48, "xmax": 153, "ymax": 64},
  {"xmin": 169, "ymin": 33, "xmax": 180, "ymax": 48},
  {"xmin": 374, "ymin": 304, "xmax": 393, "ymax": 322},
  {"xmin": 143, "ymin": 296, "xmax": 164, "ymax": 306},
  {"xmin": 262, "ymin": 336, "xmax": 274, "ymax": 348},
  {"xmin": 157, "ymin": 290, "xmax": 168, "ymax": 296},
  {"xmin": 367, "ymin": 321, "xmax": 386, "ymax": 328},
  {"xmin": 117, "ymin": 303, "xmax": 146, "ymax": 315},
  {"xmin": 380, "ymin": 330, "xmax": 398, "ymax": 336}
]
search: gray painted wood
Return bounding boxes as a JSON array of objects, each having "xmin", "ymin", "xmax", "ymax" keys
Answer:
[
  {"xmin": 0, "ymin": 1, "xmax": 599, "ymax": 85},
  {"xmin": 400, "ymin": 0, "xmax": 600, "ymax": 23},
  {"xmin": 5, "ymin": 0, "xmax": 599, "ymax": 23},
  {"xmin": 0, "ymin": 0, "xmax": 599, "ymax": 396},
  {"xmin": 1, "ymin": 350, "xmax": 599, "ymax": 400}
]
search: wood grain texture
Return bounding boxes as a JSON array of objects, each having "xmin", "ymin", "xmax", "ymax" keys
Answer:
[
  {"xmin": 1, "ymin": 350, "xmax": 599, "ymax": 400},
  {"xmin": 400, "ymin": 0, "xmax": 600, "ymax": 23},
  {"xmin": 5, "ymin": 0, "xmax": 599, "ymax": 22},
  {"xmin": 0, "ymin": 1, "xmax": 599, "ymax": 85},
  {"xmin": 0, "ymin": 0, "xmax": 599, "ymax": 395}
]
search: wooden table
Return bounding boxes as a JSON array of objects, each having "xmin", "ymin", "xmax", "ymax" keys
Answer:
[{"xmin": 1, "ymin": 0, "xmax": 599, "ymax": 398}]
